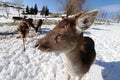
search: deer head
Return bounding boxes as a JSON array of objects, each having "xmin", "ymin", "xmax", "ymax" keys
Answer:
[
  {"xmin": 35, "ymin": 9, "xmax": 99, "ymax": 52},
  {"xmin": 35, "ymin": 19, "xmax": 43, "ymax": 33}
]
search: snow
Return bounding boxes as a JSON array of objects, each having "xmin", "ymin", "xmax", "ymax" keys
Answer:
[
  {"xmin": 0, "ymin": 25, "xmax": 17, "ymax": 32},
  {"xmin": 0, "ymin": 18, "xmax": 120, "ymax": 80},
  {"xmin": 0, "ymin": 17, "xmax": 13, "ymax": 23}
]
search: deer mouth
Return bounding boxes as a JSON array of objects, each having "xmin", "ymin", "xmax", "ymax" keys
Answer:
[
  {"xmin": 35, "ymin": 42, "xmax": 51, "ymax": 52},
  {"xmin": 39, "ymin": 47, "xmax": 51, "ymax": 52}
]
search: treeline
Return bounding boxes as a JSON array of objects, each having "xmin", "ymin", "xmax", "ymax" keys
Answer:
[
  {"xmin": 22, "ymin": 4, "xmax": 49, "ymax": 16},
  {"xmin": 40, "ymin": 6, "xmax": 49, "ymax": 16},
  {"xmin": 22, "ymin": 4, "xmax": 38, "ymax": 15}
]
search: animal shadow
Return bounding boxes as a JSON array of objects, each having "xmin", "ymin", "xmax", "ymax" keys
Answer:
[
  {"xmin": 39, "ymin": 28, "xmax": 51, "ymax": 34},
  {"xmin": 84, "ymin": 31, "xmax": 91, "ymax": 35},
  {"xmin": 92, "ymin": 27, "xmax": 104, "ymax": 30},
  {"xmin": 0, "ymin": 32, "xmax": 18, "ymax": 36},
  {"xmin": 95, "ymin": 60, "xmax": 120, "ymax": 80}
]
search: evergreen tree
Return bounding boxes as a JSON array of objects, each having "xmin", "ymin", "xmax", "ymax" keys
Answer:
[
  {"xmin": 45, "ymin": 6, "xmax": 49, "ymax": 16},
  {"xmin": 41, "ymin": 6, "xmax": 49, "ymax": 16},
  {"xmin": 34, "ymin": 4, "xmax": 38, "ymax": 15},
  {"xmin": 26, "ymin": 5, "xmax": 29, "ymax": 14},
  {"xmin": 22, "ymin": 10, "xmax": 25, "ymax": 15},
  {"xmin": 30, "ymin": 7, "xmax": 34, "ymax": 14},
  {"xmin": 41, "ymin": 6, "xmax": 46, "ymax": 15}
]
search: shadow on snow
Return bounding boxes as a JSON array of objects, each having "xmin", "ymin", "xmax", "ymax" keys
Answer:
[
  {"xmin": 39, "ymin": 28, "xmax": 51, "ymax": 34},
  {"xmin": 95, "ymin": 60, "xmax": 120, "ymax": 80},
  {"xmin": 0, "ymin": 32, "xmax": 18, "ymax": 36}
]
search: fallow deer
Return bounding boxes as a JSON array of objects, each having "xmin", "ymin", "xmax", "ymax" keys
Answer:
[
  {"xmin": 17, "ymin": 18, "xmax": 43, "ymax": 51},
  {"xmin": 17, "ymin": 22, "xmax": 29, "ymax": 51},
  {"xmin": 35, "ymin": 9, "xmax": 99, "ymax": 80},
  {"xmin": 17, "ymin": 16, "xmax": 33, "ymax": 51},
  {"xmin": 23, "ymin": 18, "xmax": 43, "ymax": 33},
  {"xmin": 12, "ymin": 16, "xmax": 22, "ymax": 23},
  {"xmin": 22, "ymin": 17, "xmax": 36, "ymax": 30},
  {"xmin": 35, "ymin": 19, "xmax": 43, "ymax": 33}
]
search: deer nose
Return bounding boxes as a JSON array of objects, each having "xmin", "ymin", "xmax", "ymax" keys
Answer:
[
  {"xmin": 41, "ymin": 44, "xmax": 50, "ymax": 49},
  {"xmin": 35, "ymin": 43, "xmax": 39, "ymax": 47},
  {"xmin": 39, "ymin": 42, "xmax": 51, "ymax": 51},
  {"xmin": 35, "ymin": 40, "xmax": 40, "ymax": 48}
]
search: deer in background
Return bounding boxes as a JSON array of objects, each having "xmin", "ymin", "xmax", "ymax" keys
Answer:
[
  {"xmin": 22, "ymin": 16, "xmax": 36, "ymax": 30},
  {"xmin": 35, "ymin": 9, "xmax": 99, "ymax": 80},
  {"xmin": 22, "ymin": 17, "xmax": 43, "ymax": 33},
  {"xmin": 17, "ymin": 16, "xmax": 33, "ymax": 51},
  {"xmin": 17, "ymin": 21, "xmax": 29, "ymax": 51},
  {"xmin": 35, "ymin": 19, "xmax": 43, "ymax": 33},
  {"xmin": 17, "ymin": 18, "xmax": 43, "ymax": 51}
]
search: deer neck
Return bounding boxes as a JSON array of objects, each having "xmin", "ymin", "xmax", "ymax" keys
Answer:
[
  {"xmin": 64, "ymin": 45, "xmax": 80, "ymax": 61},
  {"xmin": 64, "ymin": 35, "xmax": 83, "ymax": 64}
]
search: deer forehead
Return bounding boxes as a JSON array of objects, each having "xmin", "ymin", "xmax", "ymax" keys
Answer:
[{"xmin": 54, "ymin": 18, "xmax": 77, "ymax": 32}]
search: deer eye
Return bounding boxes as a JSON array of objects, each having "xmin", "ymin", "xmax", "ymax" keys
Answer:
[
  {"xmin": 70, "ymin": 22, "xmax": 76, "ymax": 28},
  {"xmin": 54, "ymin": 34, "xmax": 65, "ymax": 43}
]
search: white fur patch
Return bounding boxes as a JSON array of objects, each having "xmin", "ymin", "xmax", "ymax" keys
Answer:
[
  {"xmin": 63, "ymin": 54, "xmax": 82, "ymax": 77},
  {"xmin": 76, "ymin": 25, "xmax": 83, "ymax": 34},
  {"xmin": 76, "ymin": 15, "xmax": 89, "ymax": 34},
  {"xmin": 75, "ymin": 10, "xmax": 98, "ymax": 34}
]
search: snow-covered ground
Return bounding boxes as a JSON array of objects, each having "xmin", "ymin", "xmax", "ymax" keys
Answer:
[
  {"xmin": 0, "ymin": 17, "xmax": 13, "ymax": 23},
  {"xmin": 0, "ymin": 20, "xmax": 120, "ymax": 80}
]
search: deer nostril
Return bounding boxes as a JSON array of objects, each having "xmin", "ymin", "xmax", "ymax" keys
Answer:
[
  {"xmin": 41, "ymin": 44, "xmax": 50, "ymax": 50},
  {"xmin": 35, "ymin": 43, "xmax": 39, "ymax": 47}
]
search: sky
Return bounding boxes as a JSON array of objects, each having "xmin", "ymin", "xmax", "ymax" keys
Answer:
[{"xmin": 2, "ymin": 0, "xmax": 120, "ymax": 13}]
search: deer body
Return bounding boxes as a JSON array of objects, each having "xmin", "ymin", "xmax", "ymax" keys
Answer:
[
  {"xmin": 35, "ymin": 9, "xmax": 98, "ymax": 80},
  {"xmin": 64, "ymin": 36, "xmax": 96, "ymax": 79},
  {"xmin": 18, "ymin": 22, "xmax": 29, "ymax": 51},
  {"xmin": 18, "ymin": 18, "xmax": 43, "ymax": 51},
  {"xmin": 22, "ymin": 17, "xmax": 36, "ymax": 30}
]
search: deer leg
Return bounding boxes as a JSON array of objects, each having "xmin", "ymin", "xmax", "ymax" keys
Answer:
[
  {"xmin": 23, "ymin": 38, "xmax": 26, "ymax": 51},
  {"xmin": 66, "ymin": 73, "xmax": 71, "ymax": 80},
  {"xmin": 76, "ymin": 74, "xmax": 84, "ymax": 80}
]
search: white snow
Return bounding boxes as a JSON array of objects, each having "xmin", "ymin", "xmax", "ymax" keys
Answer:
[
  {"xmin": 0, "ymin": 25, "xmax": 17, "ymax": 32},
  {"xmin": 0, "ymin": 18, "xmax": 120, "ymax": 80},
  {"xmin": 0, "ymin": 17, "xmax": 13, "ymax": 23}
]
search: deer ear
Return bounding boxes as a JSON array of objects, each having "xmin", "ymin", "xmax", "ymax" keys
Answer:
[{"xmin": 75, "ymin": 9, "xmax": 99, "ymax": 33}]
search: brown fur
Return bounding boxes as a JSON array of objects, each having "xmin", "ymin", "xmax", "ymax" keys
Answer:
[
  {"xmin": 35, "ymin": 19, "xmax": 43, "ymax": 33},
  {"xmin": 12, "ymin": 16, "xmax": 23, "ymax": 23},
  {"xmin": 35, "ymin": 9, "xmax": 98, "ymax": 80},
  {"xmin": 22, "ymin": 17, "xmax": 35, "ymax": 30},
  {"xmin": 23, "ymin": 18, "xmax": 43, "ymax": 33},
  {"xmin": 18, "ymin": 22, "xmax": 29, "ymax": 51}
]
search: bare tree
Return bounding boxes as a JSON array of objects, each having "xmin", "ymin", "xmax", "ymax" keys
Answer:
[
  {"xmin": 5, "ymin": 7, "xmax": 9, "ymax": 17},
  {"xmin": 57, "ymin": 0, "xmax": 85, "ymax": 17},
  {"xmin": 97, "ymin": 10, "xmax": 108, "ymax": 23},
  {"xmin": 13, "ymin": 0, "xmax": 24, "ymax": 17},
  {"xmin": 16, "ymin": 7, "xmax": 23, "ymax": 17},
  {"xmin": 116, "ymin": 10, "xmax": 120, "ymax": 23},
  {"xmin": 2, "ymin": 4, "xmax": 10, "ymax": 18}
]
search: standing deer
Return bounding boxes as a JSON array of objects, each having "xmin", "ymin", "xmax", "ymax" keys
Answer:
[
  {"xmin": 17, "ymin": 21, "xmax": 29, "ymax": 51},
  {"xmin": 35, "ymin": 9, "xmax": 99, "ymax": 80},
  {"xmin": 23, "ymin": 18, "xmax": 43, "ymax": 33},
  {"xmin": 17, "ymin": 18, "xmax": 43, "ymax": 51},
  {"xmin": 17, "ymin": 16, "xmax": 34, "ymax": 51}
]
